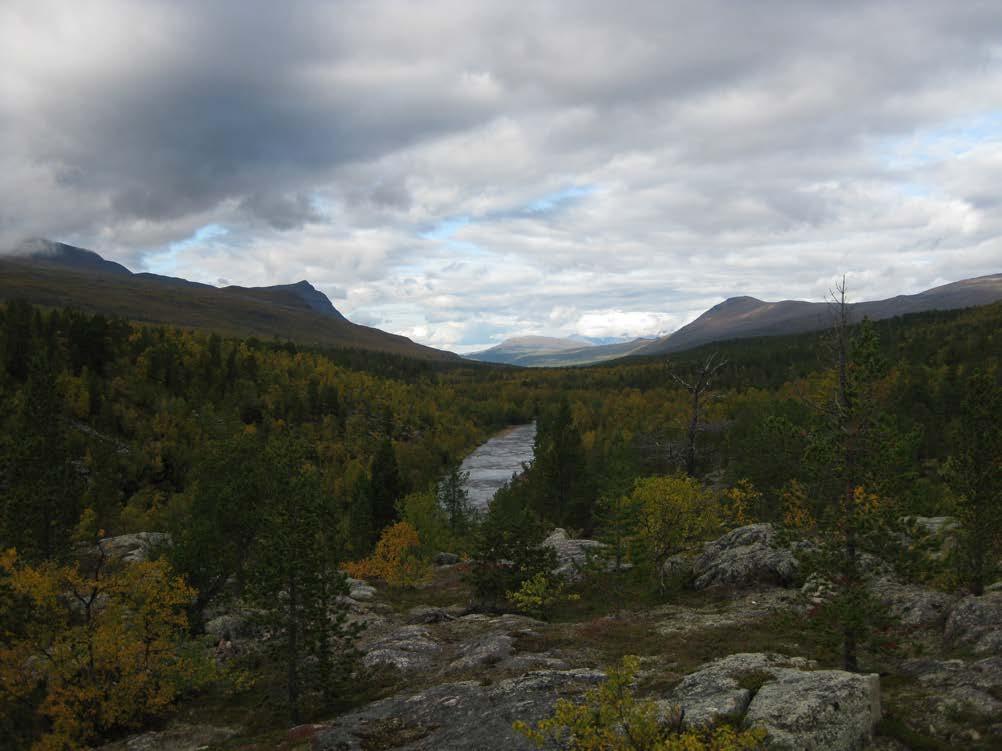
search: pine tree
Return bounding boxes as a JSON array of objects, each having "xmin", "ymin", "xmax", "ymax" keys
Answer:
[
  {"xmin": 246, "ymin": 434, "xmax": 362, "ymax": 721},
  {"xmin": 438, "ymin": 465, "xmax": 473, "ymax": 535}
]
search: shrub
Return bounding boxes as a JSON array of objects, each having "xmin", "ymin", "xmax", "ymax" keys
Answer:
[
  {"xmin": 344, "ymin": 522, "xmax": 430, "ymax": 587},
  {"xmin": 506, "ymin": 572, "xmax": 579, "ymax": 620},
  {"xmin": 630, "ymin": 475, "xmax": 722, "ymax": 585},
  {"xmin": 514, "ymin": 655, "xmax": 766, "ymax": 750},
  {"xmin": 0, "ymin": 550, "xmax": 206, "ymax": 750}
]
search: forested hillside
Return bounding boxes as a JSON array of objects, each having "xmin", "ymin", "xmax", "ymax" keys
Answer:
[{"xmin": 1, "ymin": 300, "xmax": 999, "ymax": 749}]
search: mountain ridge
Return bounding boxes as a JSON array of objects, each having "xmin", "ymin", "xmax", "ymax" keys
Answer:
[
  {"xmin": 635, "ymin": 273, "xmax": 1002, "ymax": 356},
  {"xmin": 1, "ymin": 240, "xmax": 458, "ymax": 361}
]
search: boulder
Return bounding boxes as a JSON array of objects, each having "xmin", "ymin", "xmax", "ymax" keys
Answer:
[
  {"xmin": 669, "ymin": 653, "xmax": 881, "ymax": 751},
  {"xmin": 744, "ymin": 668, "xmax": 881, "ymax": 750},
  {"xmin": 313, "ymin": 669, "xmax": 605, "ymax": 751},
  {"xmin": 542, "ymin": 528, "xmax": 608, "ymax": 580},
  {"xmin": 434, "ymin": 552, "xmax": 460, "ymax": 566},
  {"xmin": 690, "ymin": 524, "xmax": 799, "ymax": 590},
  {"xmin": 96, "ymin": 532, "xmax": 171, "ymax": 564},
  {"xmin": 346, "ymin": 577, "xmax": 378, "ymax": 601},
  {"xmin": 362, "ymin": 625, "xmax": 442, "ymax": 672},
  {"xmin": 944, "ymin": 592, "xmax": 1002, "ymax": 655},
  {"xmin": 669, "ymin": 653, "xmax": 815, "ymax": 727}
]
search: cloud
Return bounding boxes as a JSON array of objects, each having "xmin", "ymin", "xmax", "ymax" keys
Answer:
[{"xmin": 2, "ymin": 0, "xmax": 1002, "ymax": 351}]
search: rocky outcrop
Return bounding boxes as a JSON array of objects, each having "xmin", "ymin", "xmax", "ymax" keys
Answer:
[
  {"xmin": 869, "ymin": 577, "xmax": 958, "ymax": 628},
  {"xmin": 406, "ymin": 605, "xmax": 460, "ymax": 624},
  {"xmin": 542, "ymin": 528, "xmax": 607, "ymax": 579},
  {"xmin": 313, "ymin": 669, "xmax": 605, "ymax": 751},
  {"xmin": 362, "ymin": 625, "xmax": 442, "ymax": 672},
  {"xmin": 901, "ymin": 656, "xmax": 1002, "ymax": 721},
  {"xmin": 95, "ymin": 722, "xmax": 236, "ymax": 751},
  {"xmin": 668, "ymin": 653, "xmax": 880, "ymax": 750},
  {"xmin": 944, "ymin": 591, "xmax": 1002, "ymax": 655},
  {"xmin": 96, "ymin": 532, "xmax": 171, "ymax": 564},
  {"xmin": 688, "ymin": 524, "xmax": 799, "ymax": 590},
  {"xmin": 449, "ymin": 633, "xmax": 514, "ymax": 670}
]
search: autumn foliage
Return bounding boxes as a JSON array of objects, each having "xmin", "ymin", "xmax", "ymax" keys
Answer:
[
  {"xmin": 0, "ymin": 550, "xmax": 204, "ymax": 750},
  {"xmin": 343, "ymin": 521, "xmax": 430, "ymax": 587}
]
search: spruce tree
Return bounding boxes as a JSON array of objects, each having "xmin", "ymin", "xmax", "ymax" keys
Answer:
[{"xmin": 947, "ymin": 370, "xmax": 1002, "ymax": 595}]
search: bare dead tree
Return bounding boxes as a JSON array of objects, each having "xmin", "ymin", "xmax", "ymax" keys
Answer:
[{"xmin": 666, "ymin": 351, "xmax": 727, "ymax": 477}]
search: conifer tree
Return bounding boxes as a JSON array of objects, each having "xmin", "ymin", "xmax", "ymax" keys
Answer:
[
  {"xmin": 246, "ymin": 434, "xmax": 361, "ymax": 721},
  {"xmin": 947, "ymin": 370, "xmax": 1002, "ymax": 595},
  {"xmin": 369, "ymin": 437, "xmax": 403, "ymax": 532}
]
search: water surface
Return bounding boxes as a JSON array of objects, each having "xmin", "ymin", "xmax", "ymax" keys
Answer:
[{"xmin": 460, "ymin": 423, "xmax": 536, "ymax": 510}]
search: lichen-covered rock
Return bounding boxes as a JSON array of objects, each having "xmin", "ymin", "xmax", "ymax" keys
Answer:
[
  {"xmin": 744, "ymin": 668, "xmax": 880, "ymax": 750},
  {"xmin": 669, "ymin": 653, "xmax": 815, "ymax": 727},
  {"xmin": 691, "ymin": 524, "xmax": 799, "ymax": 590},
  {"xmin": 346, "ymin": 577, "xmax": 378, "ymax": 601},
  {"xmin": 434, "ymin": 551, "xmax": 460, "ymax": 565},
  {"xmin": 362, "ymin": 625, "xmax": 441, "ymax": 672},
  {"xmin": 407, "ymin": 605, "xmax": 457, "ymax": 624},
  {"xmin": 449, "ymin": 632, "xmax": 514, "ymax": 670},
  {"xmin": 95, "ymin": 722, "xmax": 237, "ymax": 751},
  {"xmin": 668, "ymin": 653, "xmax": 880, "ymax": 751},
  {"xmin": 900, "ymin": 656, "xmax": 1002, "ymax": 720},
  {"xmin": 869, "ymin": 577, "xmax": 958, "ymax": 628},
  {"xmin": 96, "ymin": 532, "xmax": 172, "ymax": 564},
  {"xmin": 944, "ymin": 592, "xmax": 1002, "ymax": 655},
  {"xmin": 542, "ymin": 528, "xmax": 607, "ymax": 580},
  {"xmin": 313, "ymin": 669, "xmax": 605, "ymax": 751}
]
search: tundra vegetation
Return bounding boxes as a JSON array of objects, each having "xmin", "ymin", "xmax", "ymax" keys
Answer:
[{"xmin": 0, "ymin": 298, "xmax": 999, "ymax": 749}]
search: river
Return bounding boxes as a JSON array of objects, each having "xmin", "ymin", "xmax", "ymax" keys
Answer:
[{"xmin": 460, "ymin": 422, "xmax": 536, "ymax": 511}]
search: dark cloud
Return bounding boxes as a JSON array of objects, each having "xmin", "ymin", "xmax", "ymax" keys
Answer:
[{"xmin": 2, "ymin": 1, "xmax": 1002, "ymax": 349}]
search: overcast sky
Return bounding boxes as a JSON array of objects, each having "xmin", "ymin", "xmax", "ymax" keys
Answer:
[{"xmin": 3, "ymin": 1, "xmax": 1002, "ymax": 351}]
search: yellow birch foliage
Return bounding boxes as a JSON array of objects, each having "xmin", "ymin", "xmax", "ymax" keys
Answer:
[
  {"xmin": 343, "ymin": 521, "xmax": 430, "ymax": 587},
  {"xmin": 0, "ymin": 551, "xmax": 202, "ymax": 750},
  {"xmin": 631, "ymin": 476, "xmax": 722, "ymax": 566}
]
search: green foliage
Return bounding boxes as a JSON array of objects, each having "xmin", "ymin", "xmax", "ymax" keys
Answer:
[
  {"xmin": 531, "ymin": 397, "xmax": 591, "ymax": 530},
  {"xmin": 944, "ymin": 369, "xmax": 1002, "ymax": 594},
  {"xmin": 629, "ymin": 475, "xmax": 721, "ymax": 585},
  {"xmin": 399, "ymin": 487, "xmax": 472, "ymax": 557},
  {"xmin": 514, "ymin": 655, "xmax": 766, "ymax": 750},
  {"xmin": 506, "ymin": 572, "xmax": 579, "ymax": 620},
  {"xmin": 244, "ymin": 434, "xmax": 363, "ymax": 722},
  {"xmin": 469, "ymin": 480, "xmax": 557, "ymax": 611},
  {"xmin": 438, "ymin": 465, "xmax": 475, "ymax": 536}
]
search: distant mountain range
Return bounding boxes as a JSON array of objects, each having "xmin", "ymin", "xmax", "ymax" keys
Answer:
[
  {"xmin": 0, "ymin": 240, "xmax": 459, "ymax": 361},
  {"xmin": 634, "ymin": 274, "xmax": 1002, "ymax": 356},
  {"xmin": 468, "ymin": 335, "xmax": 654, "ymax": 367},
  {"xmin": 467, "ymin": 273, "xmax": 1002, "ymax": 367}
]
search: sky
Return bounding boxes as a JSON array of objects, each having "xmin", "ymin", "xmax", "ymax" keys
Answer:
[{"xmin": 2, "ymin": 1, "xmax": 1002, "ymax": 353}]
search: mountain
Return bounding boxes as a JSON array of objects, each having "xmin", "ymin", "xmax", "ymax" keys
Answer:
[
  {"xmin": 467, "ymin": 335, "xmax": 653, "ymax": 367},
  {"xmin": 636, "ymin": 273, "xmax": 1002, "ymax": 356},
  {"xmin": 1, "ymin": 240, "xmax": 459, "ymax": 361}
]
